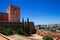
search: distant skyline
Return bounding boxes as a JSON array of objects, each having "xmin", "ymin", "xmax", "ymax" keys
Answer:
[{"xmin": 0, "ymin": 0, "xmax": 60, "ymax": 25}]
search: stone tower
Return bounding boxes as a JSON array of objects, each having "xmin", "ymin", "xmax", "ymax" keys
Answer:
[{"xmin": 7, "ymin": 5, "xmax": 20, "ymax": 22}]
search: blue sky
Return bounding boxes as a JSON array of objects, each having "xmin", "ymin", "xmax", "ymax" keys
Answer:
[{"xmin": 0, "ymin": 0, "xmax": 60, "ymax": 25}]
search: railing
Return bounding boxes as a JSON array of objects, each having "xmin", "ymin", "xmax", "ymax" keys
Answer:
[{"xmin": 0, "ymin": 33, "xmax": 13, "ymax": 40}]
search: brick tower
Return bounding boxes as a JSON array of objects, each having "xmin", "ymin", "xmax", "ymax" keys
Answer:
[{"xmin": 7, "ymin": 5, "xmax": 20, "ymax": 22}]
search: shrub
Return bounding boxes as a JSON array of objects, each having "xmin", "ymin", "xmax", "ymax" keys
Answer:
[
  {"xmin": 43, "ymin": 35, "xmax": 53, "ymax": 40},
  {"xmin": 0, "ymin": 27, "xmax": 29, "ymax": 36}
]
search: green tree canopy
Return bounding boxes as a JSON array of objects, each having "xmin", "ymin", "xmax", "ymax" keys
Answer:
[{"xmin": 43, "ymin": 35, "xmax": 53, "ymax": 40}]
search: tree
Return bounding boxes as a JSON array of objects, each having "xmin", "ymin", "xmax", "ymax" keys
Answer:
[
  {"xmin": 24, "ymin": 20, "xmax": 27, "ymax": 33},
  {"xmin": 21, "ymin": 18, "xmax": 30, "ymax": 35},
  {"xmin": 26, "ymin": 18, "xmax": 30, "ymax": 34},
  {"xmin": 43, "ymin": 35, "xmax": 53, "ymax": 40},
  {"xmin": 50, "ymin": 29, "xmax": 56, "ymax": 32},
  {"xmin": 22, "ymin": 17, "xmax": 25, "ymax": 31}
]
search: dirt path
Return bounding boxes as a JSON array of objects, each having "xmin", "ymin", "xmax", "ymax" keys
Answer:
[{"xmin": 7, "ymin": 34, "xmax": 43, "ymax": 40}]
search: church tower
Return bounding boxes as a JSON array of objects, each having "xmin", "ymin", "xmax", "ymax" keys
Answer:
[{"xmin": 7, "ymin": 5, "xmax": 20, "ymax": 22}]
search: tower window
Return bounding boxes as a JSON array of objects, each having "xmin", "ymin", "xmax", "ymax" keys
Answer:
[{"xmin": 11, "ymin": 8, "xmax": 16, "ymax": 10}]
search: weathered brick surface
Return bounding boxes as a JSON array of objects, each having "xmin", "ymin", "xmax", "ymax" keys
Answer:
[
  {"xmin": 0, "ymin": 12, "xmax": 8, "ymax": 22},
  {"xmin": 0, "ymin": 5, "xmax": 20, "ymax": 22},
  {"xmin": 7, "ymin": 5, "xmax": 20, "ymax": 22},
  {"xmin": 29, "ymin": 22, "xmax": 36, "ymax": 34}
]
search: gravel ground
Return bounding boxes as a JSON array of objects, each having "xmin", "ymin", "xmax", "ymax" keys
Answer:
[
  {"xmin": 7, "ymin": 34, "xmax": 43, "ymax": 40},
  {"xmin": 28, "ymin": 34, "xmax": 43, "ymax": 40},
  {"xmin": 7, "ymin": 34, "xmax": 31, "ymax": 40}
]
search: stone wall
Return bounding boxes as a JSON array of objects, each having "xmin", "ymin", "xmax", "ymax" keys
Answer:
[{"xmin": 0, "ymin": 22, "xmax": 36, "ymax": 34}]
